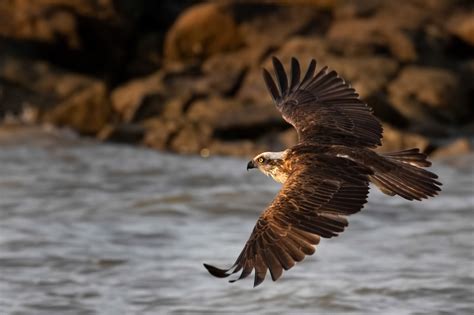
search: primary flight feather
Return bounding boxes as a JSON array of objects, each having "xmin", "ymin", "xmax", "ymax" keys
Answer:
[{"xmin": 204, "ymin": 57, "xmax": 442, "ymax": 287}]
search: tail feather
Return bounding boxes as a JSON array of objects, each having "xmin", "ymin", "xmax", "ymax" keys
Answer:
[
  {"xmin": 370, "ymin": 149, "xmax": 442, "ymax": 201},
  {"xmin": 383, "ymin": 148, "xmax": 432, "ymax": 167}
]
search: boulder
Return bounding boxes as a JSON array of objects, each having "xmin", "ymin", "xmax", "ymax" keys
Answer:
[
  {"xmin": 186, "ymin": 96, "xmax": 284, "ymax": 135},
  {"xmin": 111, "ymin": 71, "xmax": 164, "ymax": 122},
  {"xmin": 0, "ymin": 56, "xmax": 98, "ymax": 102},
  {"xmin": 0, "ymin": 56, "xmax": 112, "ymax": 134},
  {"xmin": 447, "ymin": 11, "xmax": 474, "ymax": 47},
  {"xmin": 233, "ymin": 3, "xmax": 330, "ymax": 47},
  {"xmin": 142, "ymin": 118, "xmax": 183, "ymax": 150},
  {"xmin": 98, "ymin": 123, "xmax": 145, "ymax": 144},
  {"xmin": 201, "ymin": 46, "xmax": 269, "ymax": 97},
  {"xmin": 376, "ymin": 124, "xmax": 431, "ymax": 153},
  {"xmin": 0, "ymin": 81, "xmax": 52, "ymax": 117},
  {"xmin": 322, "ymin": 56, "xmax": 399, "ymax": 100},
  {"xmin": 164, "ymin": 3, "xmax": 242, "ymax": 62},
  {"xmin": 42, "ymin": 82, "xmax": 111, "ymax": 135},
  {"xmin": 388, "ymin": 66, "xmax": 468, "ymax": 129},
  {"xmin": 169, "ymin": 122, "xmax": 213, "ymax": 154},
  {"xmin": 432, "ymin": 138, "xmax": 473, "ymax": 158},
  {"xmin": 327, "ymin": 17, "xmax": 417, "ymax": 62}
]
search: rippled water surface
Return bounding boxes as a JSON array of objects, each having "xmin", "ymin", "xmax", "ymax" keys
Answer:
[{"xmin": 0, "ymin": 130, "xmax": 473, "ymax": 315}]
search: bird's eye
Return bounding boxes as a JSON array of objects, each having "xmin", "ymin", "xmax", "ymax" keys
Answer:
[{"xmin": 258, "ymin": 157, "xmax": 264, "ymax": 163}]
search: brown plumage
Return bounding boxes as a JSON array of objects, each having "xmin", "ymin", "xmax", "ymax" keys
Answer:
[{"xmin": 204, "ymin": 57, "xmax": 442, "ymax": 287}]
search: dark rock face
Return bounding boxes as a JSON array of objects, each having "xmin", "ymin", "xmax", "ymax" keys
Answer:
[{"xmin": 0, "ymin": 0, "xmax": 472, "ymax": 157}]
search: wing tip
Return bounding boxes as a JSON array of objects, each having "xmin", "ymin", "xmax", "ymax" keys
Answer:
[{"xmin": 203, "ymin": 263, "xmax": 231, "ymax": 278}]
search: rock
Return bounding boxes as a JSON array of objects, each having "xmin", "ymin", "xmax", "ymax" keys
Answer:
[
  {"xmin": 125, "ymin": 32, "xmax": 164, "ymax": 78},
  {"xmin": 164, "ymin": 3, "xmax": 242, "ymax": 62},
  {"xmin": 42, "ymin": 82, "xmax": 111, "ymax": 135},
  {"xmin": 376, "ymin": 124, "xmax": 431, "ymax": 153},
  {"xmin": 207, "ymin": 139, "xmax": 265, "ymax": 158},
  {"xmin": 328, "ymin": 17, "xmax": 417, "ymax": 62},
  {"xmin": 169, "ymin": 122, "xmax": 213, "ymax": 154},
  {"xmin": 98, "ymin": 123, "xmax": 145, "ymax": 144},
  {"xmin": 432, "ymin": 138, "xmax": 473, "ymax": 158},
  {"xmin": 142, "ymin": 118, "xmax": 183, "ymax": 150},
  {"xmin": 0, "ymin": 80, "xmax": 52, "ymax": 117},
  {"xmin": 186, "ymin": 96, "xmax": 283, "ymax": 134},
  {"xmin": 0, "ymin": 56, "xmax": 112, "ymax": 135},
  {"xmin": 388, "ymin": 66, "xmax": 468, "ymax": 129},
  {"xmin": 111, "ymin": 71, "xmax": 164, "ymax": 122},
  {"xmin": 0, "ymin": 0, "xmax": 133, "ymax": 75},
  {"xmin": 0, "ymin": 1, "xmax": 87, "ymax": 48},
  {"xmin": 447, "ymin": 11, "xmax": 474, "ymax": 47},
  {"xmin": 201, "ymin": 46, "xmax": 269, "ymax": 97},
  {"xmin": 0, "ymin": 56, "xmax": 98, "ymax": 102},
  {"xmin": 275, "ymin": 128, "xmax": 298, "ymax": 149},
  {"xmin": 234, "ymin": 3, "xmax": 330, "ymax": 47}
]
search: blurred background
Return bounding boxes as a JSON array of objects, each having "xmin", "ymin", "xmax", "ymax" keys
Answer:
[
  {"xmin": 0, "ymin": 1, "xmax": 473, "ymax": 314},
  {"xmin": 0, "ymin": 0, "xmax": 473, "ymax": 156}
]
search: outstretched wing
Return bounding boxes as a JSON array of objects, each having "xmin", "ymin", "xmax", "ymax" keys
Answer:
[
  {"xmin": 262, "ymin": 56, "xmax": 383, "ymax": 148},
  {"xmin": 204, "ymin": 153, "xmax": 372, "ymax": 286}
]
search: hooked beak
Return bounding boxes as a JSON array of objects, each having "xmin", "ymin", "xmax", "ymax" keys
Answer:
[{"xmin": 247, "ymin": 160, "xmax": 256, "ymax": 171}]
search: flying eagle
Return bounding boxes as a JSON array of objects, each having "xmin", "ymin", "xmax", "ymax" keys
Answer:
[{"xmin": 204, "ymin": 57, "xmax": 442, "ymax": 287}]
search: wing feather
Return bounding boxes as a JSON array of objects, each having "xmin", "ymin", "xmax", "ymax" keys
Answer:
[
  {"xmin": 272, "ymin": 56, "xmax": 288, "ymax": 97},
  {"xmin": 204, "ymin": 151, "xmax": 371, "ymax": 286},
  {"xmin": 289, "ymin": 57, "xmax": 301, "ymax": 92},
  {"xmin": 263, "ymin": 56, "xmax": 383, "ymax": 148},
  {"xmin": 299, "ymin": 59, "xmax": 316, "ymax": 89}
]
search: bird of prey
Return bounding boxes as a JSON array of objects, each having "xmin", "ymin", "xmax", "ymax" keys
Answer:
[{"xmin": 204, "ymin": 56, "xmax": 442, "ymax": 287}]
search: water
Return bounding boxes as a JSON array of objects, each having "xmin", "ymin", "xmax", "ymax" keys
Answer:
[{"xmin": 0, "ymin": 128, "xmax": 473, "ymax": 315}]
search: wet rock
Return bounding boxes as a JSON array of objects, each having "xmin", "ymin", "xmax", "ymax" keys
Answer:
[
  {"xmin": 432, "ymin": 138, "xmax": 473, "ymax": 158},
  {"xmin": 164, "ymin": 3, "xmax": 242, "ymax": 62},
  {"xmin": 42, "ymin": 82, "xmax": 111, "ymax": 135},
  {"xmin": 388, "ymin": 66, "xmax": 468, "ymax": 129},
  {"xmin": 377, "ymin": 124, "xmax": 431, "ymax": 153}
]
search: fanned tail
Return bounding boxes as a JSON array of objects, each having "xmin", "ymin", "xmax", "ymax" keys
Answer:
[{"xmin": 370, "ymin": 149, "xmax": 442, "ymax": 201}]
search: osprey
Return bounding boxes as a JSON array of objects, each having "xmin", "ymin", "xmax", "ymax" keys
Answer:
[{"xmin": 204, "ymin": 57, "xmax": 442, "ymax": 287}]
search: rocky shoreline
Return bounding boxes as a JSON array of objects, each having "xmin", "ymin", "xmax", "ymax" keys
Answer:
[{"xmin": 0, "ymin": 0, "xmax": 473, "ymax": 157}]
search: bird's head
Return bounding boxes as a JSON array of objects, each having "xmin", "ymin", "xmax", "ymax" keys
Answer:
[{"xmin": 247, "ymin": 151, "xmax": 288, "ymax": 182}]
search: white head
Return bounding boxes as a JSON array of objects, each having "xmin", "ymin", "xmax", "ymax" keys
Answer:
[{"xmin": 247, "ymin": 150, "xmax": 289, "ymax": 183}]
